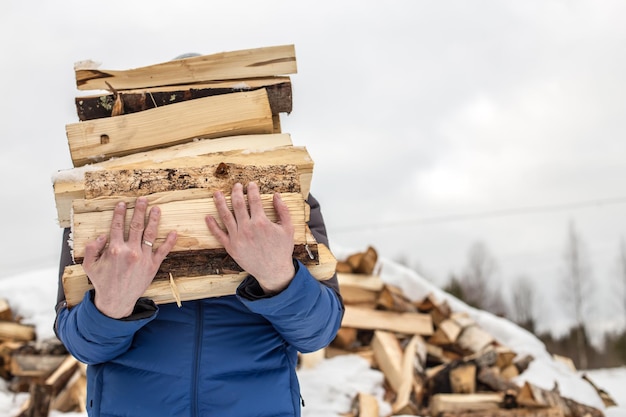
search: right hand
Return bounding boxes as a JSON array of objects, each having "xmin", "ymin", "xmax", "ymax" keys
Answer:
[{"xmin": 82, "ymin": 197, "xmax": 177, "ymax": 319}]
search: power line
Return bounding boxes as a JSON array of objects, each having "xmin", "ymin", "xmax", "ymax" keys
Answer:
[{"xmin": 331, "ymin": 195, "xmax": 626, "ymax": 234}]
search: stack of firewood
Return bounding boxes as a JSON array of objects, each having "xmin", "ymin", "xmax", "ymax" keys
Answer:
[
  {"xmin": 0, "ymin": 299, "xmax": 86, "ymax": 416},
  {"xmin": 326, "ymin": 247, "xmax": 614, "ymax": 417},
  {"xmin": 52, "ymin": 45, "xmax": 337, "ymax": 308}
]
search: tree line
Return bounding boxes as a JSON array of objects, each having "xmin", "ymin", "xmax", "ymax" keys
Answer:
[{"xmin": 402, "ymin": 221, "xmax": 626, "ymax": 370}]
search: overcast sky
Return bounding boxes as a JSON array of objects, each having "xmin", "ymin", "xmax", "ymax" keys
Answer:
[{"xmin": 2, "ymin": 0, "xmax": 626, "ymax": 338}]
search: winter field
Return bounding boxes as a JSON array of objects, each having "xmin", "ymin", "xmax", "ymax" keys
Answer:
[{"xmin": 1, "ymin": 252, "xmax": 625, "ymax": 416}]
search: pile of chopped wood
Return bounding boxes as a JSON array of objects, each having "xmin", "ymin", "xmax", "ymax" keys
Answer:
[
  {"xmin": 0, "ymin": 299, "xmax": 86, "ymax": 416},
  {"xmin": 52, "ymin": 45, "xmax": 337, "ymax": 308},
  {"xmin": 320, "ymin": 247, "xmax": 615, "ymax": 417}
]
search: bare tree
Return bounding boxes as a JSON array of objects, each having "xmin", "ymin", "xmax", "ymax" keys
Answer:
[
  {"xmin": 561, "ymin": 221, "xmax": 592, "ymax": 369},
  {"xmin": 510, "ymin": 275, "xmax": 535, "ymax": 331},
  {"xmin": 459, "ymin": 241, "xmax": 507, "ymax": 316},
  {"xmin": 618, "ymin": 238, "xmax": 626, "ymax": 322}
]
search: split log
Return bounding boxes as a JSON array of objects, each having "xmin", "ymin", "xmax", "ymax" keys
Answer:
[
  {"xmin": 477, "ymin": 366, "xmax": 520, "ymax": 394},
  {"xmin": 439, "ymin": 408, "xmax": 565, "ymax": 417},
  {"xmin": 495, "ymin": 347, "xmax": 517, "ymax": 370},
  {"xmin": 10, "ymin": 355, "xmax": 66, "ymax": 382},
  {"xmin": 371, "ymin": 330, "xmax": 404, "ymax": 393},
  {"xmin": 377, "ymin": 284, "xmax": 417, "ymax": 313},
  {"xmin": 0, "ymin": 298, "xmax": 11, "ymax": 321},
  {"xmin": 1, "ymin": 341, "xmax": 22, "ymax": 379},
  {"xmin": 341, "ymin": 306, "xmax": 433, "ymax": 336},
  {"xmin": 70, "ymin": 191, "xmax": 308, "ymax": 260},
  {"xmin": 429, "ymin": 393, "xmax": 503, "ymax": 416},
  {"xmin": 416, "ymin": 295, "xmax": 452, "ymax": 327},
  {"xmin": 82, "ymin": 163, "xmax": 301, "ymax": 199},
  {"xmin": 449, "ymin": 362, "xmax": 476, "ymax": 394},
  {"xmin": 339, "ymin": 246, "xmax": 378, "ymax": 275},
  {"xmin": 429, "ymin": 318, "xmax": 463, "ymax": 346},
  {"xmin": 75, "ymin": 44, "xmax": 297, "ymax": 90},
  {"xmin": 62, "ymin": 243, "xmax": 337, "ymax": 308},
  {"xmin": 331, "ymin": 327, "xmax": 358, "ymax": 350},
  {"xmin": 0, "ymin": 322, "xmax": 36, "ymax": 342},
  {"xmin": 337, "ymin": 273, "xmax": 384, "ymax": 293},
  {"xmin": 456, "ymin": 325, "xmax": 495, "ymax": 354},
  {"xmin": 49, "ymin": 368, "xmax": 85, "ymax": 413},
  {"xmin": 392, "ymin": 335, "xmax": 421, "ymax": 414},
  {"xmin": 337, "ymin": 285, "xmax": 379, "ymax": 306},
  {"xmin": 355, "ymin": 392, "xmax": 379, "ymax": 417},
  {"xmin": 581, "ymin": 373, "xmax": 617, "ymax": 407},
  {"xmin": 516, "ymin": 381, "xmax": 603, "ymax": 417},
  {"xmin": 66, "ymin": 89, "xmax": 274, "ymax": 166},
  {"xmin": 76, "ymin": 77, "xmax": 293, "ymax": 120},
  {"xmin": 337, "ymin": 272, "xmax": 384, "ymax": 309}
]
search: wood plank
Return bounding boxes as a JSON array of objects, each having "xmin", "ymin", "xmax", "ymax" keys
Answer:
[
  {"xmin": 83, "ymin": 163, "xmax": 301, "ymax": 199},
  {"xmin": 341, "ymin": 305, "xmax": 433, "ymax": 336},
  {"xmin": 76, "ymin": 77, "xmax": 293, "ymax": 120},
  {"xmin": 75, "ymin": 44, "xmax": 297, "ymax": 90},
  {"xmin": 63, "ymin": 243, "xmax": 337, "ymax": 308},
  {"xmin": 66, "ymin": 89, "xmax": 274, "ymax": 166},
  {"xmin": 71, "ymin": 191, "xmax": 307, "ymax": 259}
]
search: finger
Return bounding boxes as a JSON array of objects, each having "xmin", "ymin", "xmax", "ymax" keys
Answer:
[
  {"xmin": 141, "ymin": 205, "xmax": 161, "ymax": 252},
  {"xmin": 231, "ymin": 183, "xmax": 250, "ymax": 225},
  {"xmin": 153, "ymin": 230, "xmax": 178, "ymax": 264},
  {"xmin": 127, "ymin": 197, "xmax": 148, "ymax": 246},
  {"xmin": 247, "ymin": 182, "xmax": 264, "ymax": 220},
  {"xmin": 83, "ymin": 234, "xmax": 107, "ymax": 269},
  {"xmin": 205, "ymin": 215, "xmax": 229, "ymax": 247},
  {"xmin": 213, "ymin": 190, "xmax": 237, "ymax": 234},
  {"xmin": 109, "ymin": 201, "xmax": 127, "ymax": 243},
  {"xmin": 274, "ymin": 193, "xmax": 293, "ymax": 231}
]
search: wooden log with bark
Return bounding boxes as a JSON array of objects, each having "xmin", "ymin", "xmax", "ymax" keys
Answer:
[{"xmin": 76, "ymin": 77, "xmax": 293, "ymax": 120}]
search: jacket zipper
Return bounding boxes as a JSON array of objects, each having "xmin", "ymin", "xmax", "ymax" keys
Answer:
[{"xmin": 191, "ymin": 302, "xmax": 204, "ymax": 417}]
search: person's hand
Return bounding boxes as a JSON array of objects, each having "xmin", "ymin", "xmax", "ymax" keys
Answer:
[
  {"xmin": 82, "ymin": 197, "xmax": 178, "ymax": 318},
  {"xmin": 205, "ymin": 182, "xmax": 295, "ymax": 294}
]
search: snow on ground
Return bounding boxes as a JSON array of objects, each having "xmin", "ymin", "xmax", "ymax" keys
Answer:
[{"xmin": 1, "ymin": 256, "xmax": 625, "ymax": 416}]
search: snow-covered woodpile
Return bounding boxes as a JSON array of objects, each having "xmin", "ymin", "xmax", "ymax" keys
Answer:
[
  {"xmin": 0, "ymin": 299, "xmax": 85, "ymax": 416},
  {"xmin": 321, "ymin": 247, "xmax": 615, "ymax": 417}
]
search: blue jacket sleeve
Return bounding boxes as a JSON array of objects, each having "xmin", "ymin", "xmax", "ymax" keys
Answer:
[
  {"xmin": 55, "ymin": 290, "xmax": 158, "ymax": 365},
  {"xmin": 236, "ymin": 260, "xmax": 344, "ymax": 353}
]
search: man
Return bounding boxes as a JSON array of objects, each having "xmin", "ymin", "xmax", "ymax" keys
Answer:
[{"xmin": 55, "ymin": 182, "xmax": 344, "ymax": 416}]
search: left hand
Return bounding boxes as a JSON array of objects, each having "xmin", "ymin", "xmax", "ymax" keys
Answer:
[{"xmin": 205, "ymin": 182, "xmax": 295, "ymax": 294}]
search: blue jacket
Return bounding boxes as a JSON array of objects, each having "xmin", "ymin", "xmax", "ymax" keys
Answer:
[{"xmin": 55, "ymin": 196, "xmax": 344, "ymax": 417}]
